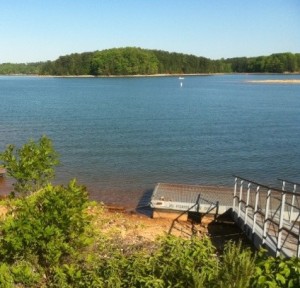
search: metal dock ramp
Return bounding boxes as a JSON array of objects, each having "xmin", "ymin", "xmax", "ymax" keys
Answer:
[{"xmin": 233, "ymin": 176, "xmax": 300, "ymax": 258}]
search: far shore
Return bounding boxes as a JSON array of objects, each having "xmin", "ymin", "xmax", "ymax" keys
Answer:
[
  {"xmin": 38, "ymin": 73, "xmax": 215, "ymax": 78},
  {"xmin": 1, "ymin": 72, "xmax": 300, "ymax": 78},
  {"xmin": 1, "ymin": 73, "xmax": 213, "ymax": 78}
]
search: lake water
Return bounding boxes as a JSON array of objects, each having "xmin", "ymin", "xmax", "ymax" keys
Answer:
[{"xmin": 0, "ymin": 74, "xmax": 300, "ymax": 206}]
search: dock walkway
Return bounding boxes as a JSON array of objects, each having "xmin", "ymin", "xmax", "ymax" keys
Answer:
[{"xmin": 233, "ymin": 176, "xmax": 300, "ymax": 258}]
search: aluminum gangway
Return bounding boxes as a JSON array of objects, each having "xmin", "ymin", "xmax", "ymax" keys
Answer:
[{"xmin": 232, "ymin": 176, "xmax": 300, "ymax": 258}]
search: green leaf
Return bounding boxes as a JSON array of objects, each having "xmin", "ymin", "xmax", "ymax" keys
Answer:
[{"xmin": 276, "ymin": 273, "xmax": 286, "ymax": 284}]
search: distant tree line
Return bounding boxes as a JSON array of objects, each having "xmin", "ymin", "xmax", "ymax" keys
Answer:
[
  {"xmin": 0, "ymin": 47, "xmax": 299, "ymax": 75},
  {"xmin": 226, "ymin": 52, "xmax": 300, "ymax": 73},
  {"xmin": 0, "ymin": 62, "xmax": 42, "ymax": 74}
]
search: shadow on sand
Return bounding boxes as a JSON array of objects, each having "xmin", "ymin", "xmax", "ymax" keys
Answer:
[
  {"xmin": 134, "ymin": 189, "xmax": 255, "ymax": 251},
  {"xmin": 208, "ymin": 209, "xmax": 255, "ymax": 251},
  {"xmin": 135, "ymin": 188, "xmax": 153, "ymax": 217}
]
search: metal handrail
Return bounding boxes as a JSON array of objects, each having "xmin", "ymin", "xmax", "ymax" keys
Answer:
[
  {"xmin": 278, "ymin": 178, "xmax": 300, "ymax": 187},
  {"xmin": 233, "ymin": 175, "xmax": 298, "ymax": 196},
  {"xmin": 233, "ymin": 176, "xmax": 300, "ymax": 258}
]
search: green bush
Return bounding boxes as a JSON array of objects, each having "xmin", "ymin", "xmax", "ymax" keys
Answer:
[
  {"xmin": 251, "ymin": 250, "xmax": 300, "ymax": 287},
  {"xmin": 0, "ymin": 135, "xmax": 59, "ymax": 196},
  {"xmin": 216, "ymin": 241, "xmax": 256, "ymax": 288},
  {"xmin": 0, "ymin": 261, "xmax": 42, "ymax": 288},
  {"xmin": 0, "ymin": 180, "xmax": 90, "ymax": 285},
  {"xmin": 149, "ymin": 235, "xmax": 218, "ymax": 287}
]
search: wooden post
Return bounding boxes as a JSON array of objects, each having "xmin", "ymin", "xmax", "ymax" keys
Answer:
[{"xmin": 262, "ymin": 189, "xmax": 271, "ymax": 245}]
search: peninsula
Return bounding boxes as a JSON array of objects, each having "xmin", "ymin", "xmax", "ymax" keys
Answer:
[{"xmin": 0, "ymin": 47, "xmax": 299, "ymax": 76}]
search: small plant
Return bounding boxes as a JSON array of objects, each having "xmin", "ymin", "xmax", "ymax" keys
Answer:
[
  {"xmin": 0, "ymin": 135, "xmax": 59, "ymax": 196},
  {"xmin": 251, "ymin": 249, "xmax": 300, "ymax": 287},
  {"xmin": 148, "ymin": 235, "xmax": 219, "ymax": 287},
  {"xmin": 216, "ymin": 241, "xmax": 256, "ymax": 288}
]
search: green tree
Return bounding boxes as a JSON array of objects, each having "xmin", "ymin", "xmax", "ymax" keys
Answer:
[
  {"xmin": 0, "ymin": 62, "xmax": 43, "ymax": 75},
  {"xmin": 0, "ymin": 135, "xmax": 59, "ymax": 196},
  {"xmin": 265, "ymin": 55, "xmax": 284, "ymax": 73},
  {"xmin": 91, "ymin": 47, "xmax": 159, "ymax": 76}
]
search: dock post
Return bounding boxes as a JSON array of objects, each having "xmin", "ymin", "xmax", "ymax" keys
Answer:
[
  {"xmin": 252, "ymin": 186, "xmax": 260, "ymax": 238},
  {"xmin": 238, "ymin": 180, "xmax": 244, "ymax": 218},
  {"xmin": 276, "ymin": 191, "xmax": 286, "ymax": 257},
  {"xmin": 262, "ymin": 189, "xmax": 271, "ymax": 245},
  {"xmin": 196, "ymin": 194, "xmax": 201, "ymax": 213},
  {"xmin": 281, "ymin": 181, "xmax": 286, "ymax": 191},
  {"xmin": 245, "ymin": 183, "xmax": 251, "ymax": 226},
  {"xmin": 290, "ymin": 184, "xmax": 297, "ymax": 222},
  {"xmin": 214, "ymin": 201, "xmax": 219, "ymax": 221},
  {"xmin": 233, "ymin": 177, "xmax": 238, "ymax": 213}
]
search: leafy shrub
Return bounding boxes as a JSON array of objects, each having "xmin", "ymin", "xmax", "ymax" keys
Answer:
[
  {"xmin": 251, "ymin": 250, "xmax": 300, "ymax": 287},
  {"xmin": 0, "ymin": 261, "xmax": 42, "ymax": 288},
  {"xmin": 0, "ymin": 180, "xmax": 90, "ymax": 284},
  {"xmin": 149, "ymin": 235, "xmax": 218, "ymax": 287},
  {"xmin": 216, "ymin": 241, "xmax": 256, "ymax": 288},
  {"xmin": 0, "ymin": 135, "xmax": 59, "ymax": 196}
]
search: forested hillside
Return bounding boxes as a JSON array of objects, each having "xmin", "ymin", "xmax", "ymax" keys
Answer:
[{"xmin": 0, "ymin": 47, "xmax": 299, "ymax": 75}]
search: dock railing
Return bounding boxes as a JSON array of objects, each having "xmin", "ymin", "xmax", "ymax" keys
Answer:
[
  {"xmin": 278, "ymin": 178, "xmax": 300, "ymax": 223},
  {"xmin": 233, "ymin": 176, "xmax": 300, "ymax": 258},
  {"xmin": 168, "ymin": 194, "xmax": 219, "ymax": 236}
]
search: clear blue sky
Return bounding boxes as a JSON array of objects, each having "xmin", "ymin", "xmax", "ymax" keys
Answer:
[{"xmin": 1, "ymin": 0, "xmax": 299, "ymax": 63}]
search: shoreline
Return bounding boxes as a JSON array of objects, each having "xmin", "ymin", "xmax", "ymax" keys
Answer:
[
  {"xmin": 0, "ymin": 177, "xmax": 233, "ymax": 210},
  {"xmin": 246, "ymin": 79, "xmax": 300, "ymax": 84},
  {"xmin": 1, "ymin": 72, "xmax": 300, "ymax": 78},
  {"xmin": 1, "ymin": 73, "xmax": 213, "ymax": 78}
]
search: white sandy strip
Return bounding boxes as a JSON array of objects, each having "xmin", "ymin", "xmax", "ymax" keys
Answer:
[{"xmin": 247, "ymin": 79, "xmax": 300, "ymax": 84}]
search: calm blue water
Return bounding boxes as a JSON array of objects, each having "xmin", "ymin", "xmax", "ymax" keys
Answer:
[{"xmin": 0, "ymin": 75, "xmax": 300, "ymax": 206}]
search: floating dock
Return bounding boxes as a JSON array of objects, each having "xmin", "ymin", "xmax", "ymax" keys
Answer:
[{"xmin": 150, "ymin": 183, "xmax": 232, "ymax": 221}]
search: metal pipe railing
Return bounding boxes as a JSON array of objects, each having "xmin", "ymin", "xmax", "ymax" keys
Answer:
[{"xmin": 233, "ymin": 176, "xmax": 300, "ymax": 258}]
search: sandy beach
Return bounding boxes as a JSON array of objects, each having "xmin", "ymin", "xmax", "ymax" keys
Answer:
[
  {"xmin": 83, "ymin": 204, "xmax": 245, "ymax": 249},
  {"xmin": 247, "ymin": 79, "xmax": 300, "ymax": 84}
]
